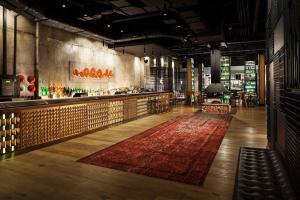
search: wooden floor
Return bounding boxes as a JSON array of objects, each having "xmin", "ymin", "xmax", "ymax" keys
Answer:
[{"xmin": 0, "ymin": 106, "xmax": 267, "ymax": 200}]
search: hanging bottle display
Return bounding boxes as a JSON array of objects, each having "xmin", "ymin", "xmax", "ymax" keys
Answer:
[
  {"xmin": 220, "ymin": 56, "xmax": 231, "ymax": 90},
  {"xmin": 191, "ymin": 58, "xmax": 195, "ymax": 103},
  {"xmin": 244, "ymin": 61, "xmax": 257, "ymax": 94}
]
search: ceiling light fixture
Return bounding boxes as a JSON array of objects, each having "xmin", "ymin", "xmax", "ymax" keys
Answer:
[
  {"xmin": 120, "ymin": 30, "xmax": 124, "ymax": 33},
  {"xmin": 62, "ymin": 4, "xmax": 66, "ymax": 8},
  {"xmin": 220, "ymin": 41, "xmax": 227, "ymax": 48},
  {"xmin": 177, "ymin": 25, "xmax": 181, "ymax": 28},
  {"xmin": 84, "ymin": 14, "xmax": 87, "ymax": 17},
  {"xmin": 163, "ymin": 2, "xmax": 167, "ymax": 16},
  {"xmin": 107, "ymin": 24, "xmax": 111, "ymax": 28}
]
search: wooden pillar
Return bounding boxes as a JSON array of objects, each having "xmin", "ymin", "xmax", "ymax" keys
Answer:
[
  {"xmin": 186, "ymin": 58, "xmax": 192, "ymax": 105},
  {"xmin": 259, "ymin": 54, "xmax": 265, "ymax": 105}
]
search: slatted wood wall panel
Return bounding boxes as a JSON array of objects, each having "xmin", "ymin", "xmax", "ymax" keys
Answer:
[{"xmin": 266, "ymin": 0, "xmax": 300, "ymax": 196}]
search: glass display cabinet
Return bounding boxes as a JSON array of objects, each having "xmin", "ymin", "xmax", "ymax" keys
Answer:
[
  {"xmin": 244, "ymin": 61, "xmax": 257, "ymax": 94},
  {"xmin": 220, "ymin": 56, "xmax": 231, "ymax": 90}
]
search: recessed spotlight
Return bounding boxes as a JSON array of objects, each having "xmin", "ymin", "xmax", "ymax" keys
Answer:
[
  {"xmin": 120, "ymin": 30, "xmax": 124, "ymax": 33},
  {"xmin": 62, "ymin": 4, "xmax": 66, "ymax": 8},
  {"xmin": 84, "ymin": 14, "xmax": 88, "ymax": 17},
  {"xmin": 163, "ymin": 13, "xmax": 167, "ymax": 16},
  {"xmin": 177, "ymin": 25, "xmax": 181, "ymax": 28},
  {"xmin": 107, "ymin": 24, "xmax": 111, "ymax": 28}
]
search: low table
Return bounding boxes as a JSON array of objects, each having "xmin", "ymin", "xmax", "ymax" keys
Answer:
[{"xmin": 201, "ymin": 103, "xmax": 231, "ymax": 113}]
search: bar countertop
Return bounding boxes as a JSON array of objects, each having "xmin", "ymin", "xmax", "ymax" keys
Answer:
[{"xmin": 0, "ymin": 92, "xmax": 170, "ymax": 109}]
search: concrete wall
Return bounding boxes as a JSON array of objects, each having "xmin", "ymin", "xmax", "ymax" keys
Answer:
[
  {"xmin": 38, "ymin": 24, "xmax": 144, "ymax": 91},
  {"xmin": 0, "ymin": 6, "xmax": 145, "ymax": 95},
  {"xmin": 0, "ymin": 7, "xmax": 35, "ymax": 77}
]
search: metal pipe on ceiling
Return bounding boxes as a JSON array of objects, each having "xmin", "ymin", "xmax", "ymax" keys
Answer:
[
  {"xmin": 227, "ymin": 40, "xmax": 265, "ymax": 45},
  {"xmin": 13, "ymin": 14, "xmax": 19, "ymax": 76},
  {"xmin": 253, "ymin": 0, "xmax": 260, "ymax": 33},
  {"xmin": 177, "ymin": 48, "xmax": 264, "ymax": 56},
  {"xmin": 112, "ymin": 34, "xmax": 183, "ymax": 43},
  {"xmin": 112, "ymin": 12, "xmax": 163, "ymax": 23},
  {"xmin": 2, "ymin": 7, "xmax": 7, "ymax": 75},
  {"xmin": 34, "ymin": 22, "xmax": 40, "ymax": 98}
]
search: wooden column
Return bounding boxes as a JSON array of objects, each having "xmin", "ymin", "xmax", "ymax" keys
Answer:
[
  {"xmin": 259, "ymin": 54, "xmax": 265, "ymax": 105},
  {"xmin": 186, "ymin": 58, "xmax": 192, "ymax": 105}
]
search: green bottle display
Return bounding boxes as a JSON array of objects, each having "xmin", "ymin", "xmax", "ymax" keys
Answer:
[
  {"xmin": 220, "ymin": 56, "xmax": 231, "ymax": 90},
  {"xmin": 244, "ymin": 61, "xmax": 256, "ymax": 94},
  {"xmin": 191, "ymin": 58, "xmax": 195, "ymax": 103}
]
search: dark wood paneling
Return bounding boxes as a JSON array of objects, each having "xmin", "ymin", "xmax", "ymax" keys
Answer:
[{"xmin": 266, "ymin": 0, "xmax": 300, "ymax": 196}]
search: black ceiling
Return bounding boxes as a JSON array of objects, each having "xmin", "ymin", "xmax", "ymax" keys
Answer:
[{"xmin": 2, "ymin": 0, "xmax": 267, "ymax": 58}]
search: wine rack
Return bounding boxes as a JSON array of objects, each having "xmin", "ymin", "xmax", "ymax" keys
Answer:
[
  {"xmin": 149, "ymin": 93, "xmax": 171, "ymax": 113},
  {"xmin": 36, "ymin": 107, "xmax": 60, "ymax": 144},
  {"xmin": 137, "ymin": 97, "xmax": 149, "ymax": 116},
  {"xmin": 20, "ymin": 105, "xmax": 87, "ymax": 149},
  {"xmin": 220, "ymin": 56, "xmax": 231, "ymax": 90},
  {"xmin": 60, "ymin": 105, "xmax": 88, "ymax": 137},
  {"xmin": 87, "ymin": 102, "xmax": 108, "ymax": 131},
  {"xmin": 124, "ymin": 99, "xmax": 137, "ymax": 120},
  {"xmin": 244, "ymin": 61, "xmax": 257, "ymax": 94},
  {"xmin": 108, "ymin": 100, "xmax": 124, "ymax": 125},
  {"xmin": 0, "ymin": 93, "xmax": 172, "ymax": 155},
  {"xmin": 0, "ymin": 112, "xmax": 21, "ymax": 154},
  {"xmin": 20, "ymin": 110, "xmax": 38, "ymax": 148}
]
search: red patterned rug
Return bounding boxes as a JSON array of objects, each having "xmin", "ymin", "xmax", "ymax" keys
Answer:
[{"xmin": 78, "ymin": 113, "xmax": 232, "ymax": 185}]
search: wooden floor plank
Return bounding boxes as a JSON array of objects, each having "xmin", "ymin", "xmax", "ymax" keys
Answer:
[{"xmin": 0, "ymin": 106, "xmax": 267, "ymax": 200}]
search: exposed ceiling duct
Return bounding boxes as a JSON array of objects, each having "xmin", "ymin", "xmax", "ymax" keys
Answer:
[{"xmin": 1, "ymin": 0, "xmax": 267, "ymax": 57}]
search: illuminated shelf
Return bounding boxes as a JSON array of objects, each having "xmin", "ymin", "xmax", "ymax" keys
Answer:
[
  {"xmin": 220, "ymin": 56, "xmax": 231, "ymax": 90},
  {"xmin": 244, "ymin": 61, "xmax": 257, "ymax": 94}
]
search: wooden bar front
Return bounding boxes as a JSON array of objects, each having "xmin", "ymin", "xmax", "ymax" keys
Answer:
[{"xmin": 0, "ymin": 92, "xmax": 172, "ymax": 155}]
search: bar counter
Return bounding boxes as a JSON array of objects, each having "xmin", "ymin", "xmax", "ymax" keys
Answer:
[{"xmin": 0, "ymin": 92, "xmax": 172, "ymax": 155}]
